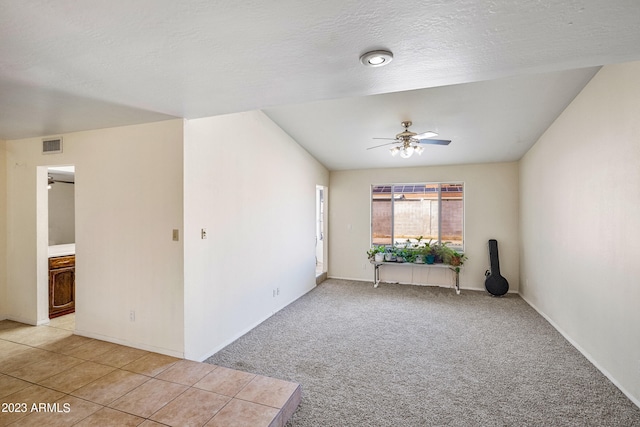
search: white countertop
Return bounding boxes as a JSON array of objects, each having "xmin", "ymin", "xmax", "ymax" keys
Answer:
[{"xmin": 48, "ymin": 243, "xmax": 75, "ymax": 257}]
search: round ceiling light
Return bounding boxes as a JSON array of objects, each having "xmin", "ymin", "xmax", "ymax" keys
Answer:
[{"xmin": 359, "ymin": 50, "xmax": 393, "ymax": 67}]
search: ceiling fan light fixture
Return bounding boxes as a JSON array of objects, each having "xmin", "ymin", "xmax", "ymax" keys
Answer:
[
  {"xmin": 390, "ymin": 146, "xmax": 400, "ymax": 156},
  {"xmin": 414, "ymin": 145, "xmax": 424, "ymax": 155},
  {"xmin": 400, "ymin": 146, "xmax": 414, "ymax": 158},
  {"xmin": 360, "ymin": 50, "xmax": 393, "ymax": 67}
]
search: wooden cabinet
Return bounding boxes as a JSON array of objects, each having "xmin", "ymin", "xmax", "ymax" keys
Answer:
[{"xmin": 49, "ymin": 255, "xmax": 75, "ymax": 318}]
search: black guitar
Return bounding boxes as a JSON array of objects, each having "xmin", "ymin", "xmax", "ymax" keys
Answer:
[{"xmin": 484, "ymin": 239, "xmax": 509, "ymax": 296}]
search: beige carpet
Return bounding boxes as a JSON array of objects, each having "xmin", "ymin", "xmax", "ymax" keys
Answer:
[{"xmin": 206, "ymin": 279, "xmax": 640, "ymax": 426}]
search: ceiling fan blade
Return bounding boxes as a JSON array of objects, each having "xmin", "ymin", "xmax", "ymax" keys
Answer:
[
  {"xmin": 366, "ymin": 141, "xmax": 400, "ymax": 150},
  {"xmin": 415, "ymin": 131, "xmax": 438, "ymax": 139},
  {"xmin": 417, "ymin": 138, "xmax": 451, "ymax": 146}
]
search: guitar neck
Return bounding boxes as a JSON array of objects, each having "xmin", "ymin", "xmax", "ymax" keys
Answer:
[{"xmin": 488, "ymin": 239, "xmax": 502, "ymax": 275}]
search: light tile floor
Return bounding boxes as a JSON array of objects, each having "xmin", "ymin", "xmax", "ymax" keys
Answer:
[{"xmin": 0, "ymin": 315, "xmax": 301, "ymax": 426}]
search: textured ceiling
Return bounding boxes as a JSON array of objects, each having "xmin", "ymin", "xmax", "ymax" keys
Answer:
[{"xmin": 2, "ymin": 1, "xmax": 640, "ymax": 169}]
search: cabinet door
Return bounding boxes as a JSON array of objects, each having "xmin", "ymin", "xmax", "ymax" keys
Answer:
[{"xmin": 49, "ymin": 267, "xmax": 75, "ymax": 318}]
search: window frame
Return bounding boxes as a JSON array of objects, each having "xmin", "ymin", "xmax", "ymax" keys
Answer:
[{"xmin": 370, "ymin": 181, "xmax": 465, "ymax": 251}]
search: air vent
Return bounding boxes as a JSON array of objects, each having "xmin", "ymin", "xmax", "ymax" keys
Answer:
[{"xmin": 42, "ymin": 137, "xmax": 63, "ymax": 154}]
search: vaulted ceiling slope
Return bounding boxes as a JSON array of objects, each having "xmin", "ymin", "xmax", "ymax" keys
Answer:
[
  {"xmin": 2, "ymin": 1, "xmax": 640, "ymax": 168},
  {"xmin": 264, "ymin": 68, "xmax": 599, "ymax": 170}
]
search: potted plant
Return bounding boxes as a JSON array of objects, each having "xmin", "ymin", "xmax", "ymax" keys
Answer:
[
  {"xmin": 426, "ymin": 244, "xmax": 437, "ymax": 264},
  {"xmin": 384, "ymin": 246, "xmax": 397, "ymax": 262},
  {"xmin": 449, "ymin": 250, "xmax": 467, "ymax": 267},
  {"xmin": 437, "ymin": 242, "xmax": 462, "ymax": 264},
  {"xmin": 415, "ymin": 239, "xmax": 431, "ymax": 264},
  {"xmin": 395, "ymin": 240, "xmax": 412, "ymax": 263},
  {"xmin": 367, "ymin": 245, "xmax": 386, "ymax": 262},
  {"xmin": 416, "ymin": 245, "xmax": 430, "ymax": 264},
  {"xmin": 366, "ymin": 246, "xmax": 376, "ymax": 260},
  {"xmin": 395, "ymin": 239, "xmax": 414, "ymax": 263},
  {"xmin": 430, "ymin": 242, "xmax": 448, "ymax": 264},
  {"xmin": 404, "ymin": 248, "xmax": 417, "ymax": 263},
  {"xmin": 448, "ymin": 252, "xmax": 468, "ymax": 295}
]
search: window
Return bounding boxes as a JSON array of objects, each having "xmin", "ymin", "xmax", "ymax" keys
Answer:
[{"xmin": 371, "ymin": 182, "xmax": 464, "ymax": 250}]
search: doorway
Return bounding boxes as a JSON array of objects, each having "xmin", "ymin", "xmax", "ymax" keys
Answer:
[
  {"xmin": 37, "ymin": 165, "xmax": 76, "ymax": 325},
  {"xmin": 316, "ymin": 185, "xmax": 328, "ymax": 282}
]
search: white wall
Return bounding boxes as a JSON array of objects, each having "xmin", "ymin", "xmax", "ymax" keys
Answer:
[
  {"xmin": 0, "ymin": 140, "xmax": 6, "ymax": 319},
  {"xmin": 520, "ymin": 61, "xmax": 640, "ymax": 405},
  {"xmin": 48, "ymin": 181, "xmax": 75, "ymax": 245},
  {"xmin": 183, "ymin": 110, "xmax": 329, "ymax": 361},
  {"xmin": 5, "ymin": 120, "xmax": 185, "ymax": 356},
  {"xmin": 329, "ymin": 163, "xmax": 519, "ymax": 291}
]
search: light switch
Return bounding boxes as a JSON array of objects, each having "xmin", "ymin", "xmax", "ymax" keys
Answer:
[{"xmin": 201, "ymin": 228, "xmax": 207, "ymax": 239}]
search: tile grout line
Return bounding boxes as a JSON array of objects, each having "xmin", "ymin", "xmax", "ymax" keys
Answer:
[
  {"xmin": 2, "ymin": 322, "xmax": 300, "ymax": 427},
  {"xmin": 0, "ymin": 334, "xmax": 160, "ymax": 424},
  {"xmin": 0, "ymin": 336, "xmax": 153, "ymax": 391}
]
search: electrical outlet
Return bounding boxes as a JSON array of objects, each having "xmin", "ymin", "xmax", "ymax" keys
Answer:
[
  {"xmin": 172, "ymin": 229, "xmax": 179, "ymax": 241},
  {"xmin": 129, "ymin": 310, "xmax": 135, "ymax": 322}
]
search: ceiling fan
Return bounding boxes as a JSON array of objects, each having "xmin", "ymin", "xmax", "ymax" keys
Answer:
[
  {"xmin": 367, "ymin": 121, "xmax": 451, "ymax": 158},
  {"xmin": 47, "ymin": 175, "xmax": 75, "ymax": 189}
]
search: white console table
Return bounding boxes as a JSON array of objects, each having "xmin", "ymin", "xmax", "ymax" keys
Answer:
[{"xmin": 371, "ymin": 261, "xmax": 462, "ymax": 294}]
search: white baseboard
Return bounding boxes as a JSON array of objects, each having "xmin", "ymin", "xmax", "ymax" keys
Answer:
[
  {"xmin": 189, "ymin": 283, "xmax": 318, "ymax": 362},
  {"xmin": 188, "ymin": 312, "xmax": 276, "ymax": 362},
  {"xmin": 5, "ymin": 314, "xmax": 38, "ymax": 326},
  {"xmin": 327, "ymin": 275, "xmax": 510, "ymax": 294},
  {"xmin": 327, "ymin": 275, "xmax": 371, "ymax": 282},
  {"xmin": 73, "ymin": 329, "xmax": 184, "ymax": 359},
  {"xmin": 519, "ymin": 293, "xmax": 640, "ymax": 409}
]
